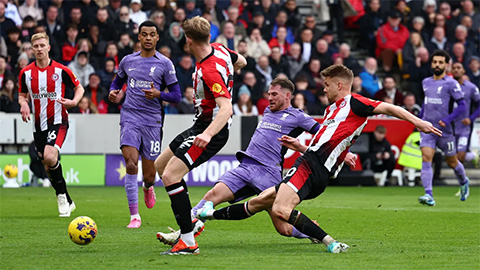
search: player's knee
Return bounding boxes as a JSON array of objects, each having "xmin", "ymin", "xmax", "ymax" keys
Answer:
[
  {"xmin": 203, "ymin": 189, "xmax": 216, "ymax": 201},
  {"xmin": 154, "ymin": 158, "xmax": 164, "ymax": 175},
  {"xmin": 125, "ymin": 160, "xmax": 137, "ymax": 173},
  {"xmin": 42, "ymin": 153, "xmax": 57, "ymax": 167}
]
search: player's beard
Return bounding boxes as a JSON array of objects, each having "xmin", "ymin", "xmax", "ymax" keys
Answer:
[{"xmin": 433, "ymin": 67, "xmax": 444, "ymax": 76}]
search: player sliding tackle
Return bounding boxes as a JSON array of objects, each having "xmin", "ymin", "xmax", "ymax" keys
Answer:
[{"xmin": 196, "ymin": 64, "xmax": 442, "ymax": 253}]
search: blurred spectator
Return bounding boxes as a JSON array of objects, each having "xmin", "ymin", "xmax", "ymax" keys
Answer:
[
  {"xmin": 233, "ymin": 86, "xmax": 258, "ymax": 116},
  {"xmin": 177, "ymin": 85, "xmax": 195, "ymax": 114},
  {"xmin": 467, "ymin": 57, "xmax": 480, "ymax": 88},
  {"xmin": 184, "ymin": 0, "xmax": 201, "ymax": 19},
  {"xmin": 19, "ymin": 41, "xmax": 34, "ymax": 62},
  {"xmin": 358, "ymin": 0, "xmax": 384, "ymax": 56},
  {"xmin": 426, "ymin": 26, "xmax": 453, "ymax": 53},
  {"xmin": 359, "ymin": 57, "xmax": 381, "ymax": 98},
  {"xmin": 311, "ymin": 39, "xmax": 332, "ymax": 71},
  {"xmin": 271, "ymin": 10, "xmax": 295, "ymax": 44},
  {"xmin": 95, "ymin": 7, "xmax": 116, "ymax": 42},
  {"xmin": 451, "ymin": 42, "xmax": 471, "ymax": 68},
  {"xmin": 458, "ymin": 0, "xmax": 479, "ymax": 33},
  {"xmin": 256, "ymin": 89, "xmax": 269, "ymax": 115},
  {"xmin": 116, "ymin": 6, "xmax": 138, "ymax": 39},
  {"xmin": 158, "ymin": 45, "xmax": 170, "ymax": 57},
  {"xmin": 326, "ymin": 0, "xmax": 344, "ymax": 43},
  {"xmin": 216, "ymin": 21, "xmax": 241, "ymax": 51},
  {"xmin": 362, "ymin": 125, "xmax": 396, "ymax": 185},
  {"xmin": 98, "ymin": 57, "xmax": 116, "ymax": 90},
  {"xmin": 254, "ymin": 55, "xmax": 273, "ymax": 96},
  {"xmin": 0, "ymin": 55, "xmax": 12, "ymax": 87},
  {"xmin": 68, "ymin": 51, "xmax": 95, "ymax": 87},
  {"xmin": 172, "ymin": 7, "xmax": 186, "ymax": 24},
  {"xmin": 248, "ymin": 10, "xmax": 272, "ymax": 42},
  {"xmin": 13, "ymin": 52, "xmax": 29, "ymax": 78},
  {"xmin": 163, "ymin": 100, "xmax": 178, "ymax": 114},
  {"xmin": 460, "ymin": 16, "xmax": 479, "ymax": 52},
  {"xmin": 0, "ymin": 2, "xmax": 16, "ymax": 40},
  {"xmin": 286, "ymin": 42, "xmax": 306, "ymax": 79},
  {"xmin": 257, "ymin": 0, "xmax": 280, "ymax": 26},
  {"xmin": 87, "ymin": 25, "xmax": 106, "ymax": 66},
  {"xmin": 105, "ymin": 0, "xmax": 122, "ymax": 23},
  {"xmin": 49, "ymin": 0, "xmax": 67, "ymax": 25},
  {"xmin": 434, "ymin": 13, "xmax": 455, "ymax": 44},
  {"xmin": 76, "ymin": 38, "xmax": 96, "ymax": 68},
  {"xmin": 130, "ymin": 0, "xmax": 147, "ymax": 26},
  {"xmin": 395, "ymin": 0, "xmax": 410, "ymax": 28},
  {"xmin": 409, "ymin": 47, "xmax": 431, "ymax": 104},
  {"xmin": 402, "ymin": 92, "xmax": 421, "ymax": 116},
  {"xmin": 84, "ymin": 73, "xmax": 106, "ymax": 109},
  {"xmin": 292, "ymin": 92, "xmax": 308, "ymax": 113},
  {"xmin": 338, "ymin": 43, "xmax": 361, "ymax": 75},
  {"xmin": 225, "ymin": 5, "xmax": 247, "ymax": 39},
  {"xmin": 268, "ymin": 26, "xmax": 290, "ymax": 55},
  {"xmin": 104, "ymin": 42, "xmax": 119, "ymax": 70},
  {"xmin": 79, "ymin": 0, "xmax": 99, "ymax": 24},
  {"xmin": 44, "ymin": 6, "xmax": 65, "ymax": 45},
  {"xmin": 297, "ymin": 28, "xmax": 313, "ymax": 62},
  {"xmin": 3, "ymin": 0, "xmax": 22, "ymax": 26},
  {"xmin": 438, "ymin": 2, "xmax": 457, "ymax": 41},
  {"xmin": 321, "ymin": 29, "xmax": 338, "ymax": 56},
  {"xmin": 410, "ymin": 16, "xmax": 429, "ymax": 45},
  {"xmin": 68, "ymin": 6, "xmax": 89, "ymax": 39},
  {"xmin": 236, "ymin": 39, "xmax": 255, "ymax": 73},
  {"xmin": 308, "ymin": 91, "xmax": 329, "ymax": 116},
  {"xmin": 201, "ymin": 11, "xmax": 220, "ymax": 42},
  {"xmin": 18, "ymin": 0, "xmax": 43, "ymax": 22},
  {"xmin": 373, "ymin": 76, "xmax": 404, "ymax": 106},
  {"xmin": 5, "ymin": 26, "xmax": 21, "ymax": 67},
  {"xmin": 281, "ymin": 0, "xmax": 301, "ymax": 29},
  {"xmin": 20, "ymin": 15, "xmax": 36, "ymax": 42},
  {"xmin": 117, "ymin": 33, "xmax": 134, "ymax": 61},
  {"xmin": 296, "ymin": 58, "xmax": 322, "ymax": 93},
  {"xmin": 402, "ymin": 32, "xmax": 424, "ymax": 76},
  {"xmin": 150, "ymin": 11, "xmax": 167, "ymax": 39},
  {"xmin": 351, "ymin": 75, "xmax": 368, "ymax": 96},
  {"xmin": 454, "ymin": 24, "xmax": 476, "ymax": 57},
  {"xmin": 163, "ymin": 22, "xmax": 185, "ymax": 59},
  {"xmin": 246, "ymin": 28, "xmax": 271, "ymax": 62},
  {"xmin": 269, "ymin": 46, "xmax": 289, "ymax": 78},
  {"xmin": 175, "ymin": 54, "xmax": 194, "ymax": 93},
  {"xmin": 302, "ymin": 15, "xmax": 322, "ymax": 41},
  {"xmin": 238, "ymin": 71, "xmax": 262, "ymax": 105},
  {"xmin": 376, "ymin": 10, "xmax": 409, "ymax": 73},
  {"xmin": 71, "ymin": 96, "xmax": 98, "ymax": 114},
  {"xmin": 0, "ymin": 76, "xmax": 19, "ymax": 113},
  {"xmin": 421, "ymin": 0, "xmax": 437, "ymax": 35},
  {"xmin": 202, "ymin": 0, "xmax": 225, "ymax": 28},
  {"xmin": 61, "ymin": 24, "xmax": 78, "ymax": 64},
  {"xmin": 150, "ymin": 0, "xmax": 174, "ymax": 26}
]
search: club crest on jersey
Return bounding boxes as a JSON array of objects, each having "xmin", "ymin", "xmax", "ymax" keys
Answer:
[
  {"xmin": 149, "ymin": 67, "xmax": 156, "ymax": 76},
  {"xmin": 212, "ymin": 83, "xmax": 224, "ymax": 94},
  {"xmin": 339, "ymin": 100, "xmax": 346, "ymax": 108},
  {"xmin": 437, "ymin": 86, "xmax": 443, "ymax": 94},
  {"xmin": 51, "ymin": 73, "xmax": 59, "ymax": 81},
  {"xmin": 280, "ymin": 113, "xmax": 289, "ymax": 120}
]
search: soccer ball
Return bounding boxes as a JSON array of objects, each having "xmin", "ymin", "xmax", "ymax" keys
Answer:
[
  {"xmin": 68, "ymin": 216, "xmax": 98, "ymax": 245},
  {"xmin": 4, "ymin": 164, "xmax": 18, "ymax": 178}
]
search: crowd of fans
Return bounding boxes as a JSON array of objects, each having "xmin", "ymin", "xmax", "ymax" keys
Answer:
[{"xmin": 0, "ymin": 0, "xmax": 479, "ymax": 117}]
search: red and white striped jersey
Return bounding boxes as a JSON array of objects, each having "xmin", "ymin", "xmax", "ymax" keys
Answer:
[
  {"xmin": 19, "ymin": 60, "xmax": 80, "ymax": 132},
  {"xmin": 193, "ymin": 43, "xmax": 237, "ymax": 126},
  {"xmin": 309, "ymin": 93, "xmax": 381, "ymax": 177}
]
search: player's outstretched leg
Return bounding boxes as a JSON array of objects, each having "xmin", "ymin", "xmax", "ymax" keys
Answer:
[
  {"xmin": 156, "ymin": 218, "xmax": 205, "ymax": 246},
  {"xmin": 125, "ymin": 173, "xmax": 141, "ymax": 228},
  {"xmin": 419, "ymin": 161, "xmax": 435, "ymax": 206}
]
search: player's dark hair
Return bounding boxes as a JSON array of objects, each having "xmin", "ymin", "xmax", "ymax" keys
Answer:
[
  {"xmin": 430, "ymin": 49, "xmax": 450, "ymax": 64},
  {"xmin": 139, "ymin": 20, "xmax": 159, "ymax": 35},
  {"xmin": 271, "ymin": 77, "xmax": 295, "ymax": 93}
]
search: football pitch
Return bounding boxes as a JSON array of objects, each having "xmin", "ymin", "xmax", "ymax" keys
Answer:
[{"xmin": 1, "ymin": 186, "xmax": 479, "ymax": 269}]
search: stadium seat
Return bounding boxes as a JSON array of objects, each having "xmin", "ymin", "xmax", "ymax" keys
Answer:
[{"xmin": 374, "ymin": 169, "xmax": 403, "ymax": 186}]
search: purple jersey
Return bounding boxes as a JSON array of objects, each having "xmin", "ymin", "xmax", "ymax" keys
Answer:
[
  {"xmin": 422, "ymin": 76, "xmax": 464, "ymax": 135},
  {"xmin": 454, "ymin": 80, "xmax": 480, "ymax": 132},
  {"xmin": 117, "ymin": 51, "xmax": 178, "ymax": 127},
  {"xmin": 237, "ymin": 106, "xmax": 319, "ymax": 169}
]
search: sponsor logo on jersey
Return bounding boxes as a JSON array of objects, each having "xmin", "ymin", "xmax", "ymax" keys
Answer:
[{"xmin": 323, "ymin": 119, "xmax": 335, "ymax": 126}]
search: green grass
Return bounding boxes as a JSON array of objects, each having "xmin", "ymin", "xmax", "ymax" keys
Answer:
[{"xmin": 1, "ymin": 186, "xmax": 479, "ymax": 269}]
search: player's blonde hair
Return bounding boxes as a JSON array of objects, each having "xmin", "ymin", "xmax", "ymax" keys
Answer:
[
  {"xmin": 182, "ymin": 16, "xmax": 210, "ymax": 44},
  {"xmin": 320, "ymin": 64, "xmax": 354, "ymax": 84},
  {"xmin": 31, "ymin": 32, "xmax": 50, "ymax": 44}
]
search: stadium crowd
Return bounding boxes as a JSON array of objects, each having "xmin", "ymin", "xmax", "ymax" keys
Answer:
[{"xmin": 0, "ymin": 0, "xmax": 479, "ymax": 115}]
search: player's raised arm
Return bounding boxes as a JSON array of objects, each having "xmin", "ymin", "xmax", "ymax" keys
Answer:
[{"xmin": 373, "ymin": 102, "xmax": 442, "ymax": 136}]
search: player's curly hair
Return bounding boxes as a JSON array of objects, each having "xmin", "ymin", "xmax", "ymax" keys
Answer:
[
  {"xmin": 182, "ymin": 16, "xmax": 210, "ymax": 44},
  {"xmin": 430, "ymin": 50, "xmax": 450, "ymax": 64}
]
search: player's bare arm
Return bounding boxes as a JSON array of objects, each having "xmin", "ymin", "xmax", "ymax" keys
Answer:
[
  {"xmin": 373, "ymin": 102, "xmax": 442, "ymax": 137},
  {"xmin": 57, "ymin": 84, "xmax": 85, "ymax": 109},
  {"xmin": 18, "ymin": 93, "xmax": 30, "ymax": 122},
  {"xmin": 278, "ymin": 135, "xmax": 308, "ymax": 153},
  {"xmin": 194, "ymin": 96, "xmax": 233, "ymax": 149},
  {"xmin": 234, "ymin": 54, "xmax": 247, "ymax": 72}
]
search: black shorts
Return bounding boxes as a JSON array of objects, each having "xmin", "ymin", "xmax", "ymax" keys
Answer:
[
  {"xmin": 169, "ymin": 121, "xmax": 229, "ymax": 170},
  {"xmin": 276, "ymin": 151, "xmax": 331, "ymax": 202},
  {"xmin": 33, "ymin": 124, "xmax": 68, "ymax": 160}
]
